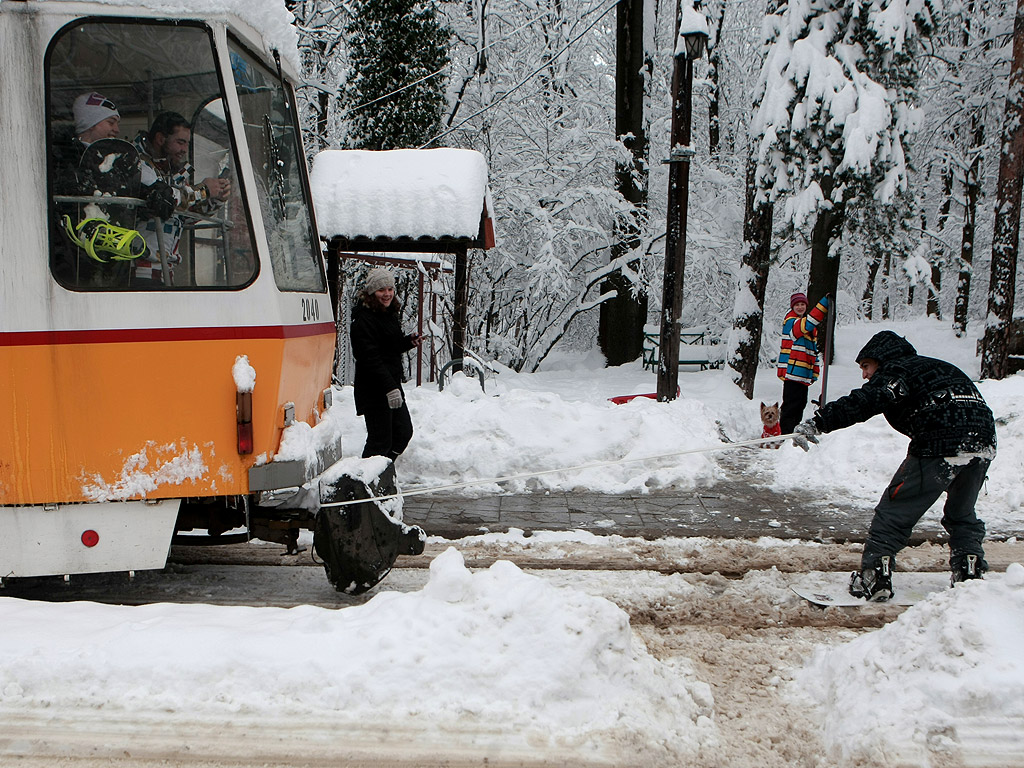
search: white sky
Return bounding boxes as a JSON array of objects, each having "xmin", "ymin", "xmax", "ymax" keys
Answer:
[{"xmin": 2, "ymin": 316, "xmax": 1022, "ymax": 763}]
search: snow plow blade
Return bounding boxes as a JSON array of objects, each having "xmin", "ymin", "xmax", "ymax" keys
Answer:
[{"xmin": 313, "ymin": 463, "xmax": 425, "ymax": 595}]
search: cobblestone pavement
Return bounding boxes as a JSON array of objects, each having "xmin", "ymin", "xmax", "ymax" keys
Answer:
[{"xmin": 403, "ymin": 452, "xmax": 1024, "ymax": 544}]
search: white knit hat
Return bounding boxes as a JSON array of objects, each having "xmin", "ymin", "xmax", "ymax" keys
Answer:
[
  {"xmin": 73, "ymin": 92, "xmax": 120, "ymax": 135},
  {"xmin": 364, "ymin": 267, "xmax": 395, "ymax": 294}
]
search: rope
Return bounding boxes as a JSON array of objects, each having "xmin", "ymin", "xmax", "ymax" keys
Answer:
[{"xmin": 319, "ymin": 432, "xmax": 800, "ymax": 509}]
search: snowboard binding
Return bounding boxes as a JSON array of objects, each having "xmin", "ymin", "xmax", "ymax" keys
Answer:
[
  {"xmin": 849, "ymin": 555, "xmax": 894, "ymax": 602},
  {"xmin": 62, "ymin": 216, "xmax": 148, "ymax": 263}
]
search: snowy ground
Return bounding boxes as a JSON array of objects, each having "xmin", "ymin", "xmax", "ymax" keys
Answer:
[{"xmin": 2, "ymin": 317, "xmax": 1023, "ymax": 767}]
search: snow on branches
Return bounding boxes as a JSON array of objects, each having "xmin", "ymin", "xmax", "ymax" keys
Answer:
[{"xmin": 751, "ymin": 0, "xmax": 938, "ymax": 230}]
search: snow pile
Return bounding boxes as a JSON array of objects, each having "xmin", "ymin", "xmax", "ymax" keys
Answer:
[
  {"xmin": 310, "ymin": 148, "xmax": 488, "ymax": 240},
  {"xmin": 381, "ymin": 372, "xmax": 725, "ymax": 494},
  {"xmin": 0, "ymin": 548, "xmax": 715, "ymax": 760},
  {"xmin": 794, "ymin": 563, "xmax": 1024, "ymax": 762},
  {"xmin": 231, "ymin": 355, "xmax": 256, "ymax": 392}
]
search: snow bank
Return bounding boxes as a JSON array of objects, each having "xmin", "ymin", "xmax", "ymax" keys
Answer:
[
  {"xmin": 0, "ymin": 548, "xmax": 716, "ymax": 759},
  {"xmin": 793, "ymin": 564, "xmax": 1024, "ymax": 762}
]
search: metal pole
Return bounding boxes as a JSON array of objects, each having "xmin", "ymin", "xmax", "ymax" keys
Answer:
[
  {"xmin": 657, "ymin": 52, "xmax": 695, "ymax": 402},
  {"xmin": 154, "ymin": 218, "xmax": 173, "ymax": 286},
  {"xmin": 818, "ymin": 295, "xmax": 837, "ymax": 406},
  {"xmin": 417, "ymin": 269, "xmax": 425, "ymax": 387}
]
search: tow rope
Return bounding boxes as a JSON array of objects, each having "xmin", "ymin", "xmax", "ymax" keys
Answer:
[{"xmin": 318, "ymin": 432, "xmax": 800, "ymax": 509}]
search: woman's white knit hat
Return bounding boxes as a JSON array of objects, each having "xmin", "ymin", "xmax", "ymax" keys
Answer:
[{"xmin": 364, "ymin": 267, "xmax": 395, "ymax": 294}]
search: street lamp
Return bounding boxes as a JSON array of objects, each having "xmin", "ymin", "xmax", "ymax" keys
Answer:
[{"xmin": 657, "ymin": 2, "xmax": 709, "ymax": 402}]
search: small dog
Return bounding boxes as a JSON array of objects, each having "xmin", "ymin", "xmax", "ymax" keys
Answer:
[{"xmin": 760, "ymin": 402, "xmax": 781, "ymax": 447}]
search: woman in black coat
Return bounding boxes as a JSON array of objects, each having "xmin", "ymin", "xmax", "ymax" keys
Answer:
[{"xmin": 350, "ymin": 268, "xmax": 420, "ymax": 461}]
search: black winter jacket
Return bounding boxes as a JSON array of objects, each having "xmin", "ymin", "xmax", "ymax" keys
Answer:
[
  {"xmin": 350, "ymin": 299, "xmax": 414, "ymax": 415},
  {"xmin": 811, "ymin": 331, "xmax": 996, "ymax": 458}
]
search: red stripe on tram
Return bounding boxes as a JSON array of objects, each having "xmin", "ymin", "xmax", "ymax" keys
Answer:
[{"xmin": 0, "ymin": 322, "xmax": 337, "ymax": 347}]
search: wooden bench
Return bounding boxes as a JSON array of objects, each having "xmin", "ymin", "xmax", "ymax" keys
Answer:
[{"xmin": 642, "ymin": 327, "xmax": 723, "ymax": 371}]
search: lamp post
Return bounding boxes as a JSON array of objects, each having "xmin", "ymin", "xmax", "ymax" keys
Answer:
[{"xmin": 657, "ymin": 4, "xmax": 708, "ymax": 402}]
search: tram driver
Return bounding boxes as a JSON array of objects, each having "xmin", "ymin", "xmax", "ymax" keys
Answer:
[{"xmin": 131, "ymin": 112, "xmax": 233, "ymax": 288}]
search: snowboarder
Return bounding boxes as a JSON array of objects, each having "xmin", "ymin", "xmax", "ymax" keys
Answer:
[
  {"xmin": 777, "ymin": 292, "xmax": 830, "ymax": 435},
  {"xmin": 792, "ymin": 330, "xmax": 997, "ymax": 601}
]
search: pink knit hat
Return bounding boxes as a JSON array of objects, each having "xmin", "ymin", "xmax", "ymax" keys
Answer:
[{"xmin": 790, "ymin": 292, "xmax": 808, "ymax": 309}]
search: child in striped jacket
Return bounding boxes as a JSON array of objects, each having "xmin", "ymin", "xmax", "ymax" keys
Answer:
[{"xmin": 777, "ymin": 292, "xmax": 830, "ymax": 435}]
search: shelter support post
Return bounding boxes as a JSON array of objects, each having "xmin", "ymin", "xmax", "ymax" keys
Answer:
[{"xmin": 452, "ymin": 245, "xmax": 469, "ymax": 372}]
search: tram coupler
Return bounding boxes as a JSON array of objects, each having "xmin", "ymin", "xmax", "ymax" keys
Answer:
[{"xmin": 313, "ymin": 458, "xmax": 426, "ymax": 595}]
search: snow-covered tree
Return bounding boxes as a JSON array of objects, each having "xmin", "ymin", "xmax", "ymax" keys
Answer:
[
  {"xmin": 288, "ymin": 0, "xmax": 350, "ymax": 159},
  {"xmin": 980, "ymin": 0, "xmax": 1024, "ymax": 379},
  {"xmin": 598, "ymin": 0, "xmax": 653, "ymax": 367},
  {"xmin": 341, "ymin": 0, "xmax": 451, "ymax": 149},
  {"xmin": 751, "ymin": 0, "xmax": 938, "ymax": 306},
  {"xmin": 917, "ymin": 0, "xmax": 1014, "ymax": 333},
  {"xmin": 438, "ymin": 0, "xmax": 644, "ymax": 371}
]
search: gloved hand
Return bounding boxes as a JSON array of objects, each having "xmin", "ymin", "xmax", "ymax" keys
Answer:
[
  {"xmin": 792, "ymin": 419, "xmax": 821, "ymax": 451},
  {"xmin": 386, "ymin": 388, "xmax": 403, "ymax": 409},
  {"xmin": 141, "ymin": 181, "xmax": 176, "ymax": 220}
]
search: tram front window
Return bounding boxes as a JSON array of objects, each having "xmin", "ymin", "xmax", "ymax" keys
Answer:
[
  {"xmin": 228, "ymin": 39, "xmax": 325, "ymax": 293},
  {"xmin": 47, "ymin": 20, "xmax": 258, "ymax": 291}
]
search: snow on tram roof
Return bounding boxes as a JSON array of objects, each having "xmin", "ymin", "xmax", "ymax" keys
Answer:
[
  {"xmin": 310, "ymin": 149, "xmax": 490, "ymax": 242},
  {"xmin": 33, "ymin": 0, "xmax": 300, "ymax": 71}
]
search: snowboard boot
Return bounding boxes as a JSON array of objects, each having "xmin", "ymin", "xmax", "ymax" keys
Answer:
[
  {"xmin": 62, "ymin": 216, "xmax": 148, "ymax": 262},
  {"xmin": 951, "ymin": 553, "xmax": 984, "ymax": 587},
  {"xmin": 849, "ymin": 555, "xmax": 894, "ymax": 602}
]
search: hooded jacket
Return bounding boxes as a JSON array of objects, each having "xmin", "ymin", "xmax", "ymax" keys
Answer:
[
  {"xmin": 350, "ymin": 297, "xmax": 415, "ymax": 415},
  {"xmin": 777, "ymin": 296, "xmax": 830, "ymax": 384},
  {"xmin": 811, "ymin": 331, "xmax": 996, "ymax": 458}
]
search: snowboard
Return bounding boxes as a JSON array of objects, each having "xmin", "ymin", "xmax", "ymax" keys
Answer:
[
  {"xmin": 792, "ymin": 571, "xmax": 953, "ymax": 607},
  {"xmin": 76, "ymin": 138, "xmax": 144, "ymax": 228},
  {"xmin": 63, "ymin": 138, "xmax": 146, "ymax": 286}
]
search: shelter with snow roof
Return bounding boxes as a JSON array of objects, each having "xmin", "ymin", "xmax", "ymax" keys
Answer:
[{"xmin": 310, "ymin": 148, "xmax": 495, "ymax": 386}]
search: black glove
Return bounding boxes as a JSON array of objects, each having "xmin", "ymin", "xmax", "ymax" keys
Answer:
[
  {"xmin": 140, "ymin": 181, "xmax": 176, "ymax": 220},
  {"xmin": 792, "ymin": 420, "xmax": 821, "ymax": 452}
]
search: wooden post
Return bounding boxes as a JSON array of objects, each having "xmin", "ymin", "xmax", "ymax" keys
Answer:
[{"xmin": 452, "ymin": 245, "xmax": 469, "ymax": 372}]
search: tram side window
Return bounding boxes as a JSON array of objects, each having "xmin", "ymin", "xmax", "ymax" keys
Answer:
[
  {"xmin": 47, "ymin": 20, "xmax": 258, "ymax": 291},
  {"xmin": 228, "ymin": 40, "xmax": 325, "ymax": 293}
]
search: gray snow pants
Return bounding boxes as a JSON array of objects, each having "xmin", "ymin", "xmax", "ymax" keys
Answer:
[{"xmin": 861, "ymin": 455, "xmax": 991, "ymax": 572}]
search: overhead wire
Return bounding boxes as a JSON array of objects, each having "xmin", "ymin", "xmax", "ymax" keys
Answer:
[{"xmin": 420, "ymin": 0, "xmax": 624, "ymax": 148}]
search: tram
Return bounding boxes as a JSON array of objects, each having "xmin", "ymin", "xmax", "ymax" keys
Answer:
[{"xmin": 0, "ymin": 0, "xmax": 420, "ymax": 590}]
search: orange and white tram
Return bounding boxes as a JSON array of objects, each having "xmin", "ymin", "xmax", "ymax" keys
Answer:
[{"xmin": 0, "ymin": 0, "xmax": 414, "ymax": 589}]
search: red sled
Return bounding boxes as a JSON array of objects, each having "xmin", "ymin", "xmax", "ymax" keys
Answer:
[{"xmin": 608, "ymin": 386, "xmax": 679, "ymax": 405}]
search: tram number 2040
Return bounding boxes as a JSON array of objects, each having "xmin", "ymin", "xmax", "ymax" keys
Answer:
[{"xmin": 301, "ymin": 297, "xmax": 321, "ymax": 323}]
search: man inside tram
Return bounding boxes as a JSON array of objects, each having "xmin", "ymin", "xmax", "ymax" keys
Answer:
[
  {"xmin": 131, "ymin": 111, "xmax": 232, "ymax": 287},
  {"xmin": 51, "ymin": 92, "xmax": 176, "ymax": 287}
]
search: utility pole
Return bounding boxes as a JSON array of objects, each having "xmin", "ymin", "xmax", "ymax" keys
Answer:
[{"xmin": 657, "ymin": 2, "xmax": 708, "ymax": 401}]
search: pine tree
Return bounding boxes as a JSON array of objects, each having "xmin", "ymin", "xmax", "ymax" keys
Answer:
[
  {"xmin": 341, "ymin": 0, "xmax": 451, "ymax": 150},
  {"xmin": 751, "ymin": 0, "xmax": 938, "ymax": 302}
]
